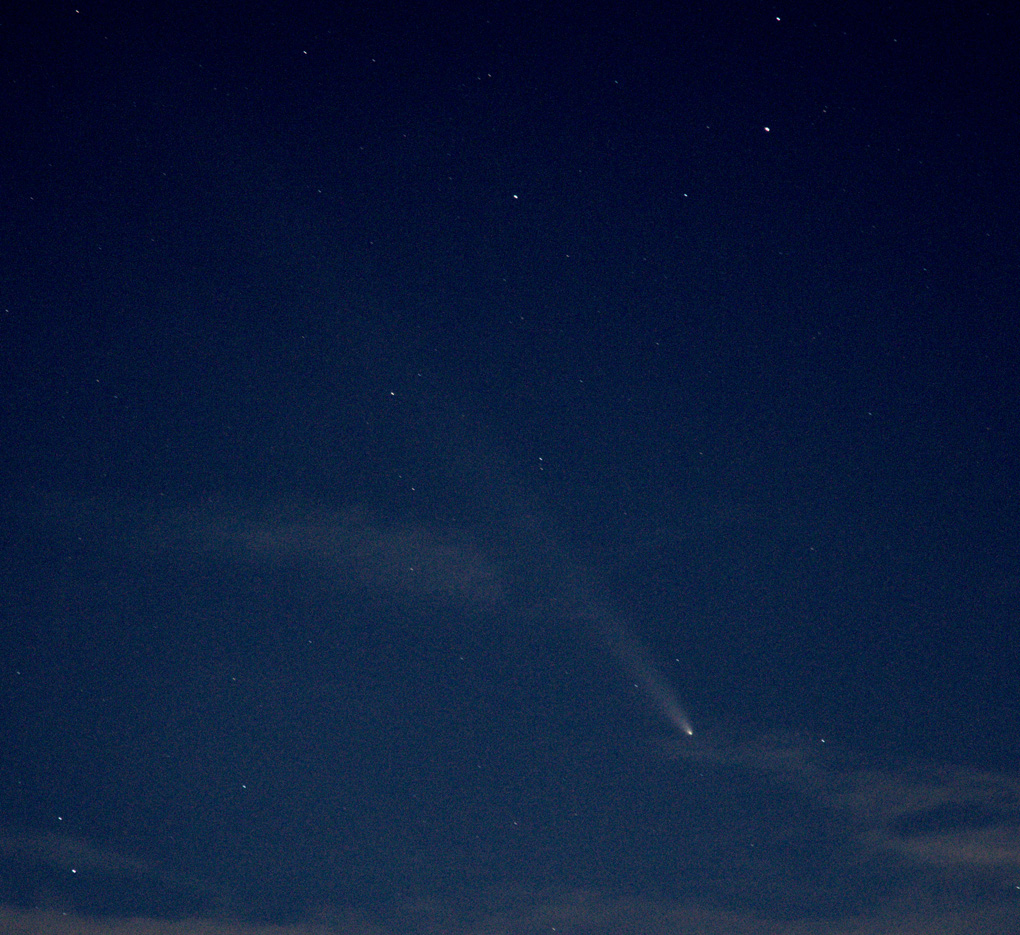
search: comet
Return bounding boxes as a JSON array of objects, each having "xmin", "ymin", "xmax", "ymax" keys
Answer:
[{"xmin": 593, "ymin": 615, "xmax": 694, "ymax": 738}]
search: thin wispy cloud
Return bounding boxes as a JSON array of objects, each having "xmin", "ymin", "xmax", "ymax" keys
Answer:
[
  {"xmin": 667, "ymin": 729, "xmax": 1020, "ymax": 910},
  {"xmin": 144, "ymin": 501, "xmax": 507, "ymax": 604}
]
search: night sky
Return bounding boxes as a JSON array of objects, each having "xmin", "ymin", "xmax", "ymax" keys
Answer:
[{"xmin": 2, "ymin": 2, "xmax": 1019, "ymax": 933}]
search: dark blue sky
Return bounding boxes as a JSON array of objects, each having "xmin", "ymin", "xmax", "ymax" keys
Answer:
[{"xmin": 2, "ymin": 2, "xmax": 1019, "ymax": 932}]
